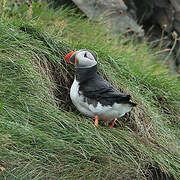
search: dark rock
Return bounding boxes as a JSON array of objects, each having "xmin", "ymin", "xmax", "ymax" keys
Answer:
[
  {"xmin": 153, "ymin": 4, "xmax": 174, "ymax": 33},
  {"xmin": 103, "ymin": 12, "xmax": 144, "ymax": 37},
  {"xmin": 134, "ymin": 0, "xmax": 155, "ymax": 22},
  {"xmin": 72, "ymin": 0, "xmax": 144, "ymax": 37},
  {"xmin": 132, "ymin": 0, "xmax": 180, "ymax": 72},
  {"xmin": 72, "ymin": 0, "xmax": 127, "ymax": 19},
  {"xmin": 174, "ymin": 12, "xmax": 180, "ymax": 34},
  {"xmin": 169, "ymin": 0, "xmax": 180, "ymax": 11},
  {"xmin": 123, "ymin": 0, "xmax": 137, "ymax": 19},
  {"xmin": 154, "ymin": 0, "xmax": 170, "ymax": 8}
]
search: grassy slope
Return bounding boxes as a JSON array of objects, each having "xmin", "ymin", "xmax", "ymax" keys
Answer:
[{"xmin": 0, "ymin": 2, "xmax": 180, "ymax": 180}]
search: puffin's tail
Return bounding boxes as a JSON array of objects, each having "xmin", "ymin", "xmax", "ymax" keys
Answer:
[
  {"xmin": 129, "ymin": 101, "xmax": 137, "ymax": 107},
  {"xmin": 124, "ymin": 95, "xmax": 137, "ymax": 107}
]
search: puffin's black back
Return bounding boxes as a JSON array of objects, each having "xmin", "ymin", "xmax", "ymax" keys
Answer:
[{"xmin": 76, "ymin": 65, "xmax": 136, "ymax": 106}]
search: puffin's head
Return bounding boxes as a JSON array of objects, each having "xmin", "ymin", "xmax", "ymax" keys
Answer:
[{"xmin": 64, "ymin": 49, "xmax": 97, "ymax": 68}]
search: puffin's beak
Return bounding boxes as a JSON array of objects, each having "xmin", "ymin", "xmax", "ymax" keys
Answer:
[{"xmin": 64, "ymin": 51, "xmax": 76, "ymax": 64}]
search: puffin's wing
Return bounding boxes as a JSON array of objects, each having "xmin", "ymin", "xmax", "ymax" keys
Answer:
[{"xmin": 79, "ymin": 74, "xmax": 133, "ymax": 106}]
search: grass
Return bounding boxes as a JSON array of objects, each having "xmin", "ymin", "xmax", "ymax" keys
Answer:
[{"xmin": 0, "ymin": 1, "xmax": 180, "ymax": 179}]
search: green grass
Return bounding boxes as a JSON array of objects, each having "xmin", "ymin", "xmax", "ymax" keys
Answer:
[{"xmin": 0, "ymin": 1, "xmax": 180, "ymax": 179}]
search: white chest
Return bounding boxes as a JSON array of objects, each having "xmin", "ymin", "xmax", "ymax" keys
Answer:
[{"xmin": 70, "ymin": 79, "xmax": 94, "ymax": 117}]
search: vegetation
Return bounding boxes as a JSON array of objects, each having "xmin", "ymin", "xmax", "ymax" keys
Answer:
[{"xmin": 0, "ymin": 1, "xmax": 179, "ymax": 179}]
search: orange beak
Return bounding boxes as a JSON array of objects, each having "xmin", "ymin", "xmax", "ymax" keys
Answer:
[{"xmin": 64, "ymin": 51, "xmax": 76, "ymax": 64}]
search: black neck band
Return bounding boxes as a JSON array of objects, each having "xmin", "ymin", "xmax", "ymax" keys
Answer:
[{"xmin": 75, "ymin": 65, "xmax": 97, "ymax": 83}]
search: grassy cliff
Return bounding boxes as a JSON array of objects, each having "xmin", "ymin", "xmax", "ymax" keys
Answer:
[{"xmin": 0, "ymin": 1, "xmax": 180, "ymax": 179}]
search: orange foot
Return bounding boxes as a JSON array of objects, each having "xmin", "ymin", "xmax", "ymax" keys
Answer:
[
  {"xmin": 94, "ymin": 115, "xmax": 99, "ymax": 126},
  {"xmin": 109, "ymin": 119, "xmax": 115, "ymax": 127}
]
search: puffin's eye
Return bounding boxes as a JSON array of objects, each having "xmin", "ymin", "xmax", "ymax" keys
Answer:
[{"xmin": 84, "ymin": 52, "xmax": 87, "ymax": 57}]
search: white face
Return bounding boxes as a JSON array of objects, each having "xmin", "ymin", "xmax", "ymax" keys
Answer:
[{"xmin": 74, "ymin": 50, "xmax": 97, "ymax": 68}]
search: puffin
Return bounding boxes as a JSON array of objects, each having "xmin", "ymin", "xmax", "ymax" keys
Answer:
[{"xmin": 64, "ymin": 49, "xmax": 136, "ymax": 127}]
